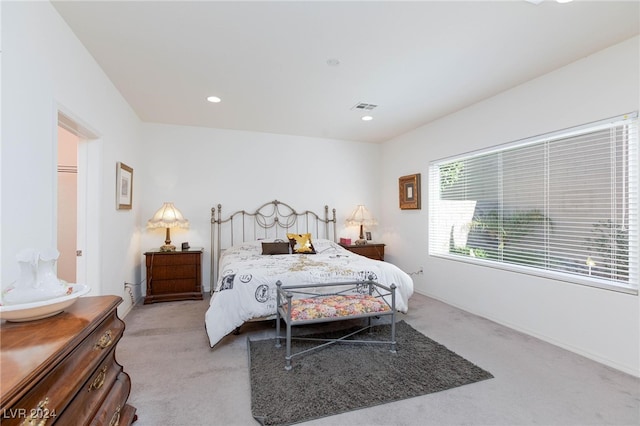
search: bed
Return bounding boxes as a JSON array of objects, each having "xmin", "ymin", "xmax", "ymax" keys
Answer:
[{"xmin": 205, "ymin": 200, "xmax": 414, "ymax": 348}]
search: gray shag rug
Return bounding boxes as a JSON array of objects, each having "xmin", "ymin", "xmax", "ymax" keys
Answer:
[{"xmin": 248, "ymin": 320, "xmax": 493, "ymax": 426}]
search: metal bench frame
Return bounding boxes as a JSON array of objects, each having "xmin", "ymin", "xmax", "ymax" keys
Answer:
[{"xmin": 275, "ymin": 280, "xmax": 397, "ymax": 371}]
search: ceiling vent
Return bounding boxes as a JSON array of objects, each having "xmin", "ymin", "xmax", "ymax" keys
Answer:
[{"xmin": 351, "ymin": 102, "xmax": 378, "ymax": 111}]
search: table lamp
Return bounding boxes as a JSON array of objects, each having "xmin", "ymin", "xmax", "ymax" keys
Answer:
[
  {"xmin": 147, "ymin": 202, "xmax": 189, "ymax": 252},
  {"xmin": 346, "ymin": 205, "xmax": 377, "ymax": 245}
]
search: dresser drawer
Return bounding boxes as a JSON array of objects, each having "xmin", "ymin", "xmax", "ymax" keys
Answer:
[
  {"xmin": 152, "ymin": 264, "xmax": 197, "ymax": 279},
  {"xmin": 340, "ymin": 243, "xmax": 385, "ymax": 261},
  {"xmin": 2, "ymin": 312, "xmax": 124, "ymax": 425},
  {"xmin": 0, "ymin": 297, "xmax": 135, "ymax": 426},
  {"xmin": 54, "ymin": 350, "xmax": 123, "ymax": 425},
  {"xmin": 147, "ymin": 252, "xmax": 200, "ymax": 266},
  {"xmin": 151, "ymin": 278, "xmax": 200, "ymax": 294},
  {"xmin": 89, "ymin": 372, "xmax": 133, "ymax": 426}
]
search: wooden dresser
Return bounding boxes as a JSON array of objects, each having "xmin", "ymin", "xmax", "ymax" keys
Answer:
[
  {"xmin": 340, "ymin": 243, "xmax": 385, "ymax": 261},
  {"xmin": 144, "ymin": 249, "xmax": 203, "ymax": 304},
  {"xmin": 0, "ymin": 296, "xmax": 136, "ymax": 425}
]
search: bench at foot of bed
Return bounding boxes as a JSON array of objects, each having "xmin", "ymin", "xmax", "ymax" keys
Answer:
[{"xmin": 275, "ymin": 280, "xmax": 397, "ymax": 371}]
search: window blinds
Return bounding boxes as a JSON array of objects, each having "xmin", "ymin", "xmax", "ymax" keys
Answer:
[{"xmin": 428, "ymin": 113, "xmax": 638, "ymax": 293}]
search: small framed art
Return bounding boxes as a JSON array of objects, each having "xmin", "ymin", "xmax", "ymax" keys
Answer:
[
  {"xmin": 399, "ymin": 173, "xmax": 421, "ymax": 210},
  {"xmin": 116, "ymin": 162, "xmax": 133, "ymax": 210}
]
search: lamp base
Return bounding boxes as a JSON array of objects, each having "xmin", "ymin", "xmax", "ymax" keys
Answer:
[
  {"xmin": 160, "ymin": 228, "xmax": 176, "ymax": 251},
  {"xmin": 355, "ymin": 224, "xmax": 367, "ymax": 245}
]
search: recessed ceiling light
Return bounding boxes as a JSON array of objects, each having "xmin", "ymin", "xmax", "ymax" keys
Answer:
[
  {"xmin": 361, "ymin": 115, "xmax": 373, "ymax": 121},
  {"xmin": 206, "ymin": 96, "xmax": 221, "ymax": 103}
]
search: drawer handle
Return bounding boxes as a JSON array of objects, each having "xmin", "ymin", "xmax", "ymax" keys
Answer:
[
  {"xmin": 89, "ymin": 366, "xmax": 108, "ymax": 391},
  {"xmin": 21, "ymin": 397, "xmax": 52, "ymax": 426},
  {"xmin": 108, "ymin": 404, "xmax": 121, "ymax": 426},
  {"xmin": 95, "ymin": 330, "xmax": 113, "ymax": 350}
]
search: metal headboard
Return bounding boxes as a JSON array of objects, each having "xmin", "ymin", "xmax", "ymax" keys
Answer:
[{"xmin": 210, "ymin": 200, "xmax": 337, "ymax": 294}]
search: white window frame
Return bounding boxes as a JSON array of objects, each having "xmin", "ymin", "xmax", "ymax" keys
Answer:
[{"xmin": 428, "ymin": 113, "xmax": 638, "ymax": 295}]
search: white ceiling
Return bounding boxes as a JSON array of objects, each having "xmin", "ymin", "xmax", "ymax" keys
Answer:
[{"xmin": 52, "ymin": 1, "xmax": 640, "ymax": 144}]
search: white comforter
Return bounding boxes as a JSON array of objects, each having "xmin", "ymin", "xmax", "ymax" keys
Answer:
[{"xmin": 205, "ymin": 239, "xmax": 414, "ymax": 347}]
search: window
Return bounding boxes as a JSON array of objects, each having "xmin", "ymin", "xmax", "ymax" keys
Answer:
[{"xmin": 429, "ymin": 113, "xmax": 638, "ymax": 293}]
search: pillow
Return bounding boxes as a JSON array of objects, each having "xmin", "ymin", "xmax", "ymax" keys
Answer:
[
  {"xmin": 287, "ymin": 233, "xmax": 316, "ymax": 254},
  {"xmin": 261, "ymin": 240, "xmax": 291, "ymax": 255}
]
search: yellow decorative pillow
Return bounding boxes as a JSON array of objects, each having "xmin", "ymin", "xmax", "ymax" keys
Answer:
[{"xmin": 287, "ymin": 233, "xmax": 316, "ymax": 254}]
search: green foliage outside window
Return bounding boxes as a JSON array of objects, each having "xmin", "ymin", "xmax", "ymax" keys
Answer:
[
  {"xmin": 587, "ymin": 220, "xmax": 629, "ymax": 281},
  {"xmin": 449, "ymin": 209, "xmax": 550, "ymax": 267},
  {"xmin": 439, "ymin": 161, "xmax": 464, "ymax": 191}
]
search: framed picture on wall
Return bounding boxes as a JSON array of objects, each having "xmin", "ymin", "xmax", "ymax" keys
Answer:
[
  {"xmin": 399, "ymin": 173, "xmax": 421, "ymax": 210},
  {"xmin": 116, "ymin": 162, "xmax": 133, "ymax": 210}
]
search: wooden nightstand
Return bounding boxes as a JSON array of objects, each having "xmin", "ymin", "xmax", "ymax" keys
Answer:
[
  {"xmin": 340, "ymin": 243, "xmax": 385, "ymax": 261},
  {"xmin": 144, "ymin": 248, "xmax": 203, "ymax": 304}
]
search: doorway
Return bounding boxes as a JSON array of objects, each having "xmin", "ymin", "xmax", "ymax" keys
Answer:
[
  {"xmin": 57, "ymin": 110, "xmax": 100, "ymax": 290},
  {"xmin": 57, "ymin": 126, "xmax": 79, "ymax": 283}
]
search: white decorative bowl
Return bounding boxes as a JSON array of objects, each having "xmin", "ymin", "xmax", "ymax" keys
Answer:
[{"xmin": 0, "ymin": 284, "xmax": 91, "ymax": 322}]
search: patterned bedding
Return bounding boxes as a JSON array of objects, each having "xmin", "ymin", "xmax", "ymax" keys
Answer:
[
  {"xmin": 205, "ymin": 239, "xmax": 414, "ymax": 347},
  {"xmin": 285, "ymin": 294, "xmax": 391, "ymax": 321}
]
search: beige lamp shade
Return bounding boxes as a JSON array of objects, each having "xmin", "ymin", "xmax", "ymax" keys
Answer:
[
  {"xmin": 147, "ymin": 202, "xmax": 189, "ymax": 251},
  {"xmin": 346, "ymin": 205, "xmax": 377, "ymax": 245}
]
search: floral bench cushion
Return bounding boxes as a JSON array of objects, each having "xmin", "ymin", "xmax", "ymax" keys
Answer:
[{"xmin": 287, "ymin": 294, "xmax": 390, "ymax": 321}]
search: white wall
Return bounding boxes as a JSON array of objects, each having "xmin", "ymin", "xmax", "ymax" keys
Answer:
[
  {"xmin": 381, "ymin": 36, "xmax": 640, "ymax": 376},
  {"xmin": 0, "ymin": 1, "xmax": 380, "ymax": 313},
  {"xmin": 138, "ymin": 123, "xmax": 382, "ymax": 292},
  {"xmin": 1, "ymin": 1, "xmax": 142, "ymax": 316},
  {"xmin": 3, "ymin": 0, "xmax": 636, "ymax": 377}
]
